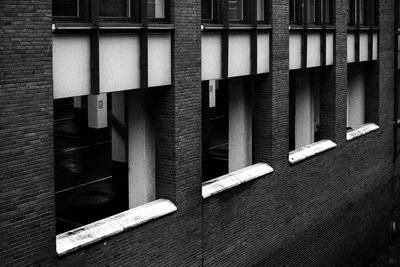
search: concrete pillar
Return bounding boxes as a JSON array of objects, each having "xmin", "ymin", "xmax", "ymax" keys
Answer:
[
  {"xmin": 347, "ymin": 64, "xmax": 366, "ymax": 129},
  {"xmin": 228, "ymin": 77, "xmax": 252, "ymax": 172},
  {"xmin": 111, "ymin": 92, "xmax": 126, "ymax": 163},
  {"xmin": 128, "ymin": 90, "xmax": 155, "ymax": 208},
  {"xmin": 295, "ymin": 70, "xmax": 314, "ymax": 148},
  {"xmin": 88, "ymin": 93, "xmax": 107, "ymax": 129}
]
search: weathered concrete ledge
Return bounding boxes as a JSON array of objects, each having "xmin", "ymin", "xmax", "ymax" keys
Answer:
[
  {"xmin": 202, "ymin": 163, "xmax": 274, "ymax": 199},
  {"xmin": 56, "ymin": 199, "xmax": 177, "ymax": 256},
  {"xmin": 289, "ymin": 139, "xmax": 337, "ymax": 164},
  {"xmin": 346, "ymin": 123, "xmax": 380, "ymax": 141}
]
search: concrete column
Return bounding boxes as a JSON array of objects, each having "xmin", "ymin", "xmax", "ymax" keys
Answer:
[
  {"xmin": 128, "ymin": 90, "xmax": 155, "ymax": 208},
  {"xmin": 228, "ymin": 77, "xmax": 252, "ymax": 172},
  {"xmin": 111, "ymin": 92, "xmax": 126, "ymax": 163},
  {"xmin": 295, "ymin": 70, "xmax": 314, "ymax": 148},
  {"xmin": 88, "ymin": 93, "xmax": 107, "ymax": 129},
  {"xmin": 347, "ymin": 64, "xmax": 366, "ymax": 129}
]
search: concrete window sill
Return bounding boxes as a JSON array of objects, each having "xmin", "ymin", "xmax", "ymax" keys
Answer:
[
  {"xmin": 289, "ymin": 139, "xmax": 337, "ymax": 164},
  {"xmin": 346, "ymin": 123, "xmax": 379, "ymax": 141},
  {"xmin": 202, "ymin": 163, "xmax": 274, "ymax": 199},
  {"xmin": 56, "ymin": 199, "xmax": 177, "ymax": 256}
]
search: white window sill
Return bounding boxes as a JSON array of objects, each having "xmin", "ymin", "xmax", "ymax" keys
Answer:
[
  {"xmin": 289, "ymin": 139, "xmax": 337, "ymax": 164},
  {"xmin": 202, "ymin": 163, "xmax": 274, "ymax": 199},
  {"xmin": 346, "ymin": 123, "xmax": 379, "ymax": 141},
  {"xmin": 56, "ymin": 199, "xmax": 177, "ymax": 256}
]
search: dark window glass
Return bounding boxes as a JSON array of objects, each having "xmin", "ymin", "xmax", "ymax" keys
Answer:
[
  {"xmin": 308, "ymin": 0, "xmax": 316, "ymax": 24},
  {"xmin": 323, "ymin": 0, "xmax": 330, "ymax": 24},
  {"xmin": 99, "ymin": 0, "xmax": 127, "ymax": 17},
  {"xmin": 257, "ymin": 0, "xmax": 264, "ymax": 21},
  {"xmin": 202, "ymin": 0, "xmax": 213, "ymax": 20},
  {"xmin": 228, "ymin": 0, "xmax": 243, "ymax": 21},
  {"xmin": 148, "ymin": 0, "xmax": 165, "ymax": 19},
  {"xmin": 202, "ymin": 80, "xmax": 228, "ymax": 181},
  {"xmin": 290, "ymin": 0, "xmax": 302, "ymax": 25},
  {"xmin": 53, "ymin": 0, "xmax": 78, "ymax": 17}
]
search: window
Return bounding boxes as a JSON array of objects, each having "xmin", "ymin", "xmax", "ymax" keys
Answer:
[
  {"xmin": 202, "ymin": 78, "xmax": 252, "ymax": 181},
  {"xmin": 348, "ymin": 0, "xmax": 377, "ymax": 26},
  {"xmin": 148, "ymin": 0, "xmax": 165, "ymax": 19},
  {"xmin": 53, "ymin": 0, "xmax": 78, "ymax": 17},
  {"xmin": 289, "ymin": 69, "xmax": 322, "ymax": 150},
  {"xmin": 54, "ymin": 91, "xmax": 156, "ymax": 234},
  {"xmin": 201, "ymin": 0, "xmax": 269, "ymax": 24},
  {"xmin": 229, "ymin": 0, "xmax": 244, "ymax": 21},
  {"xmin": 99, "ymin": 0, "xmax": 128, "ymax": 17},
  {"xmin": 290, "ymin": 0, "xmax": 333, "ymax": 25},
  {"xmin": 52, "ymin": 0, "xmax": 169, "ymax": 23}
]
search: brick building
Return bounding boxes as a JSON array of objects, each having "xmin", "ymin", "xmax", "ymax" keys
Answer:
[{"xmin": 1, "ymin": 0, "xmax": 400, "ymax": 265}]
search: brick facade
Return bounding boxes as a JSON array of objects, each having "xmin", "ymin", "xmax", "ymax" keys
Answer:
[{"xmin": 1, "ymin": 0, "xmax": 399, "ymax": 266}]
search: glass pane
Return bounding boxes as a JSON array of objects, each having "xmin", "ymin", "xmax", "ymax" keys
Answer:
[
  {"xmin": 53, "ymin": 0, "xmax": 78, "ymax": 17},
  {"xmin": 99, "ymin": 0, "xmax": 127, "ymax": 17},
  {"xmin": 324, "ymin": 0, "xmax": 330, "ymax": 23},
  {"xmin": 228, "ymin": 0, "xmax": 243, "ymax": 21},
  {"xmin": 257, "ymin": 0, "xmax": 264, "ymax": 21},
  {"xmin": 308, "ymin": 0, "xmax": 316, "ymax": 23},
  {"xmin": 202, "ymin": 0, "xmax": 213, "ymax": 20},
  {"xmin": 148, "ymin": 0, "xmax": 165, "ymax": 19},
  {"xmin": 359, "ymin": 0, "xmax": 364, "ymax": 24}
]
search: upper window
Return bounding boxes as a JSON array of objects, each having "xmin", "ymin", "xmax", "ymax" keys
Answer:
[
  {"xmin": 53, "ymin": 0, "xmax": 168, "ymax": 23},
  {"xmin": 53, "ymin": 0, "xmax": 78, "ymax": 17},
  {"xmin": 99, "ymin": 0, "xmax": 128, "ymax": 17},
  {"xmin": 148, "ymin": 0, "xmax": 166, "ymax": 19},
  {"xmin": 290, "ymin": 0, "xmax": 333, "ymax": 25},
  {"xmin": 201, "ymin": 0, "xmax": 269, "ymax": 24},
  {"xmin": 348, "ymin": 0, "xmax": 377, "ymax": 26}
]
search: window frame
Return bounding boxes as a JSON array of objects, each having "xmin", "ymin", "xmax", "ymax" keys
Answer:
[{"xmin": 52, "ymin": 0, "xmax": 171, "ymax": 24}]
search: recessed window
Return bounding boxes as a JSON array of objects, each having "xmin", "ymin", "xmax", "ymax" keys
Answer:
[
  {"xmin": 202, "ymin": 78, "xmax": 252, "ymax": 181},
  {"xmin": 53, "ymin": 0, "xmax": 78, "ymax": 17},
  {"xmin": 99, "ymin": 0, "xmax": 128, "ymax": 17},
  {"xmin": 289, "ymin": 69, "xmax": 322, "ymax": 150}
]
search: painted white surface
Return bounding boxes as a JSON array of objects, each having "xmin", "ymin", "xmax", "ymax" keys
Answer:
[
  {"xmin": 148, "ymin": 33, "xmax": 171, "ymax": 87},
  {"xmin": 289, "ymin": 33, "xmax": 302, "ymax": 70},
  {"xmin": 373, "ymin": 33, "xmax": 378, "ymax": 60},
  {"xmin": 128, "ymin": 90, "xmax": 156, "ymax": 209},
  {"xmin": 112, "ymin": 92, "xmax": 126, "ymax": 163},
  {"xmin": 53, "ymin": 34, "xmax": 91, "ymax": 99},
  {"xmin": 288, "ymin": 139, "xmax": 337, "ymax": 164},
  {"xmin": 294, "ymin": 70, "xmax": 314, "ymax": 149},
  {"xmin": 347, "ymin": 33, "xmax": 356, "ymax": 63},
  {"xmin": 56, "ymin": 199, "xmax": 177, "ymax": 256},
  {"xmin": 202, "ymin": 33, "xmax": 222, "ymax": 80},
  {"xmin": 346, "ymin": 123, "xmax": 379, "ymax": 141},
  {"xmin": 99, "ymin": 34, "xmax": 140, "ymax": 93},
  {"xmin": 202, "ymin": 163, "xmax": 273, "ymax": 198},
  {"xmin": 257, "ymin": 33, "xmax": 270, "ymax": 74},
  {"xmin": 228, "ymin": 78, "xmax": 252, "ymax": 172},
  {"xmin": 326, "ymin": 32, "xmax": 334, "ymax": 65},
  {"xmin": 359, "ymin": 33, "xmax": 369, "ymax": 62},
  {"xmin": 88, "ymin": 94, "xmax": 108, "ymax": 129},
  {"xmin": 228, "ymin": 33, "xmax": 251, "ymax": 77},
  {"xmin": 307, "ymin": 33, "xmax": 321, "ymax": 68},
  {"xmin": 347, "ymin": 64, "xmax": 366, "ymax": 129}
]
